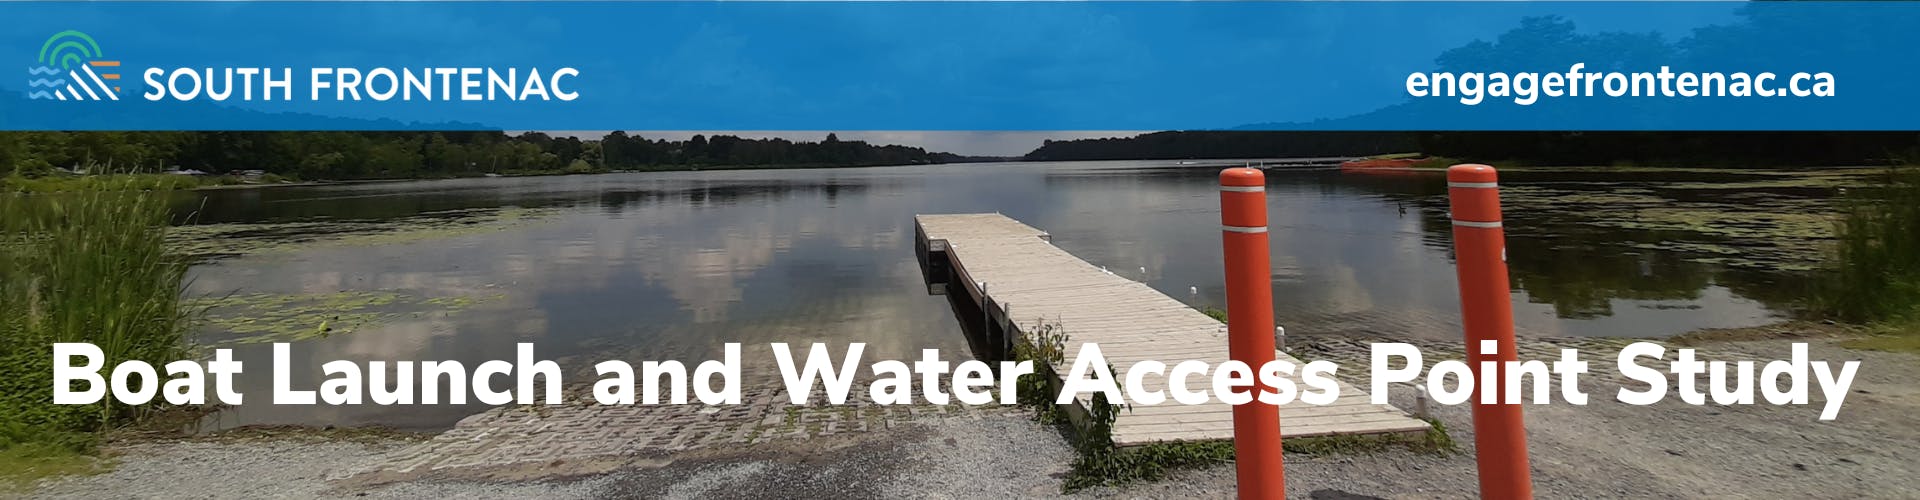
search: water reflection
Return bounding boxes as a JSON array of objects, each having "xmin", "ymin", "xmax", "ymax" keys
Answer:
[{"xmin": 178, "ymin": 161, "xmax": 1815, "ymax": 429}]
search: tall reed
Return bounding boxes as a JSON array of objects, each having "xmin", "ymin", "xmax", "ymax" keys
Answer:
[
  {"xmin": 1, "ymin": 173, "xmax": 241, "ymax": 193},
  {"xmin": 1811, "ymin": 167, "xmax": 1920, "ymax": 322},
  {"xmin": 0, "ymin": 186, "xmax": 193, "ymax": 448}
]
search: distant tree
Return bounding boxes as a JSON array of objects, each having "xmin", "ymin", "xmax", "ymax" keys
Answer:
[{"xmin": 0, "ymin": 130, "xmax": 969, "ymax": 180}]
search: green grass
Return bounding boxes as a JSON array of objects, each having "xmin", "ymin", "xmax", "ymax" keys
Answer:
[
  {"xmin": 0, "ymin": 185, "xmax": 196, "ymax": 487},
  {"xmin": 1845, "ymin": 333, "xmax": 1920, "ymax": 354},
  {"xmin": 1841, "ymin": 319, "xmax": 1920, "ymax": 355},
  {"xmin": 1, "ymin": 173, "xmax": 244, "ymax": 193},
  {"xmin": 1200, "ymin": 307, "xmax": 1228, "ymax": 323},
  {"xmin": 0, "ymin": 441, "xmax": 111, "ymax": 490},
  {"xmin": 1061, "ymin": 418, "xmax": 1456, "ymax": 491},
  {"xmin": 1065, "ymin": 437, "xmax": 1236, "ymax": 491},
  {"xmin": 1284, "ymin": 418, "xmax": 1456, "ymax": 456}
]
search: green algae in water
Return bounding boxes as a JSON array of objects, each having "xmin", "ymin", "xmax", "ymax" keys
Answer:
[
  {"xmin": 167, "ymin": 207, "xmax": 555, "ymax": 260},
  {"xmin": 1495, "ymin": 170, "xmax": 1850, "ymax": 272},
  {"xmin": 188, "ymin": 290, "xmax": 505, "ymax": 344}
]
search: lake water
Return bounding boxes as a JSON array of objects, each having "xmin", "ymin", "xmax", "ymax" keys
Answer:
[{"xmin": 174, "ymin": 160, "xmax": 1843, "ymax": 430}]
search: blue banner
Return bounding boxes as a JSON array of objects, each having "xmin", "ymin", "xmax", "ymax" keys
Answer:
[{"xmin": 0, "ymin": 1, "xmax": 1914, "ymax": 131}]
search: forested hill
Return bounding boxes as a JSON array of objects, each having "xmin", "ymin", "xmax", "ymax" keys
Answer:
[
  {"xmin": 1024, "ymin": 131, "xmax": 1920, "ymax": 166},
  {"xmin": 0, "ymin": 131, "xmax": 975, "ymax": 180},
  {"xmin": 1023, "ymin": 131, "xmax": 1418, "ymax": 161},
  {"xmin": 1412, "ymin": 132, "xmax": 1920, "ymax": 167}
]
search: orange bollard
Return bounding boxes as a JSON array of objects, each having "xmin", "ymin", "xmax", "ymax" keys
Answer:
[
  {"xmin": 1219, "ymin": 167, "xmax": 1283, "ymax": 499},
  {"xmin": 1445, "ymin": 164, "xmax": 1535, "ymax": 500}
]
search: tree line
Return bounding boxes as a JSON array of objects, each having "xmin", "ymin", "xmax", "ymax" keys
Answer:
[
  {"xmin": 1024, "ymin": 132, "xmax": 1418, "ymax": 161},
  {"xmin": 1025, "ymin": 131, "xmax": 1920, "ymax": 167},
  {"xmin": 10, "ymin": 130, "xmax": 1916, "ymax": 180},
  {"xmin": 0, "ymin": 131, "xmax": 974, "ymax": 180},
  {"xmin": 1412, "ymin": 132, "xmax": 1920, "ymax": 167}
]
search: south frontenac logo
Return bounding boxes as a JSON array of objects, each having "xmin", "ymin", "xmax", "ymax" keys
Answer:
[
  {"xmin": 22, "ymin": 30, "xmax": 574, "ymax": 103},
  {"xmin": 27, "ymin": 30, "xmax": 120, "ymax": 101}
]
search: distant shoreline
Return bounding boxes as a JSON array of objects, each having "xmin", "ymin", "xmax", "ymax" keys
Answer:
[{"xmin": 6, "ymin": 160, "xmax": 1016, "ymax": 193}]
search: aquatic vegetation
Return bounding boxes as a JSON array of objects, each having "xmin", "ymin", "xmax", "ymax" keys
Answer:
[
  {"xmin": 1659, "ymin": 176, "xmax": 1860, "ymax": 191},
  {"xmin": 1491, "ymin": 166, "xmax": 1882, "ymax": 178},
  {"xmin": 1494, "ymin": 176, "xmax": 1847, "ymax": 272},
  {"xmin": 152, "ymin": 205, "xmax": 533, "ymax": 432},
  {"xmin": 1452, "ymin": 167, "xmax": 1884, "ymax": 319},
  {"xmin": 167, "ymin": 207, "xmax": 554, "ymax": 260},
  {"xmin": 189, "ymin": 290, "xmax": 504, "ymax": 344},
  {"xmin": 1495, "ymin": 187, "xmax": 1671, "ymax": 207},
  {"xmin": 1604, "ymin": 209, "xmax": 1836, "ymax": 242}
]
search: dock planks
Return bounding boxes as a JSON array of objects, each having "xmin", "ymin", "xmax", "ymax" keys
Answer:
[{"xmin": 915, "ymin": 213, "xmax": 1430, "ymax": 446}]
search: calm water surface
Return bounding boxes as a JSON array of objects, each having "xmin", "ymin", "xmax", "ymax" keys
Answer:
[{"xmin": 177, "ymin": 160, "xmax": 1824, "ymax": 429}]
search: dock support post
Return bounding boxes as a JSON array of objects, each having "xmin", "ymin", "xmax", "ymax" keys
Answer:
[
  {"xmin": 979, "ymin": 281, "xmax": 990, "ymax": 327},
  {"xmin": 1219, "ymin": 167, "xmax": 1283, "ymax": 499},
  {"xmin": 1001, "ymin": 302, "xmax": 1014, "ymax": 358},
  {"xmin": 1446, "ymin": 164, "xmax": 1535, "ymax": 500}
]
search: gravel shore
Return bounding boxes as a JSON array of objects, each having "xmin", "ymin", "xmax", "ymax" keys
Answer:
[
  {"xmin": 1097, "ymin": 336, "xmax": 1920, "ymax": 499},
  {"xmin": 24, "ymin": 335, "xmax": 1920, "ymax": 499},
  {"xmin": 25, "ymin": 417, "xmax": 1073, "ymax": 499}
]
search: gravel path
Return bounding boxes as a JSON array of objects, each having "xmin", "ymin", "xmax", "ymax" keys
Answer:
[{"xmin": 24, "ymin": 336, "xmax": 1920, "ymax": 499}]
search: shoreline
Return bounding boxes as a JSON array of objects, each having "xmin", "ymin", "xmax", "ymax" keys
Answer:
[
  {"xmin": 8, "ymin": 161, "xmax": 1006, "ymax": 194},
  {"xmin": 11, "ymin": 161, "xmax": 1897, "ymax": 195}
]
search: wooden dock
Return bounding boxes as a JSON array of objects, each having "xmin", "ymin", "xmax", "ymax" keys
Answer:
[{"xmin": 914, "ymin": 213, "xmax": 1430, "ymax": 446}]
